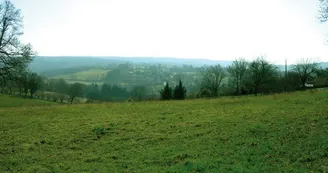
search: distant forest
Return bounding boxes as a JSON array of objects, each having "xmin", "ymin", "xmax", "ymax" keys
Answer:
[{"xmin": 2, "ymin": 55, "xmax": 328, "ymax": 103}]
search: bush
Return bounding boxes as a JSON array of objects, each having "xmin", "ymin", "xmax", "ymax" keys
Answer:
[
  {"xmin": 58, "ymin": 94, "xmax": 68, "ymax": 103},
  {"xmin": 187, "ymin": 92, "xmax": 197, "ymax": 99},
  {"xmin": 92, "ymin": 126, "xmax": 110, "ymax": 139},
  {"xmin": 126, "ymin": 98, "xmax": 134, "ymax": 102},
  {"xmin": 35, "ymin": 91, "xmax": 45, "ymax": 99},
  {"xmin": 86, "ymin": 99, "xmax": 94, "ymax": 104},
  {"xmin": 43, "ymin": 93, "xmax": 52, "ymax": 101},
  {"xmin": 197, "ymin": 89, "xmax": 211, "ymax": 98}
]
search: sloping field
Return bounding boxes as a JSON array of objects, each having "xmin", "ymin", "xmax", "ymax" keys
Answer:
[
  {"xmin": 0, "ymin": 94, "xmax": 57, "ymax": 108},
  {"xmin": 0, "ymin": 91, "xmax": 327, "ymax": 172},
  {"xmin": 52, "ymin": 68, "xmax": 109, "ymax": 81}
]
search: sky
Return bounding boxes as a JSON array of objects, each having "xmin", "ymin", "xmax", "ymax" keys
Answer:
[{"xmin": 11, "ymin": 0, "xmax": 328, "ymax": 64}]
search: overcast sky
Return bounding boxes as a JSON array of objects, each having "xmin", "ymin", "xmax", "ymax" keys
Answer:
[{"xmin": 11, "ymin": 0, "xmax": 328, "ymax": 64}]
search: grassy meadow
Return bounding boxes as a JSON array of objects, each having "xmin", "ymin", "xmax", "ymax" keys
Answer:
[
  {"xmin": 0, "ymin": 94, "xmax": 57, "ymax": 108},
  {"xmin": 52, "ymin": 68, "xmax": 109, "ymax": 82},
  {"xmin": 0, "ymin": 90, "xmax": 328, "ymax": 172}
]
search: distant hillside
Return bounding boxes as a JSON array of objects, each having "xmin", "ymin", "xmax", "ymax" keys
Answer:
[
  {"xmin": 29, "ymin": 56, "xmax": 121, "ymax": 73},
  {"xmin": 29, "ymin": 56, "xmax": 328, "ymax": 74},
  {"xmin": 320, "ymin": 62, "xmax": 328, "ymax": 68},
  {"xmin": 29, "ymin": 56, "xmax": 232, "ymax": 73}
]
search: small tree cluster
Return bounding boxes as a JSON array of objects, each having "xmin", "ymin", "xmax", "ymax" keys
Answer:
[
  {"xmin": 160, "ymin": 80, "xmax": 187, "ymax": 100},
  {"xmin": 160, "ymin": 82, "xmax": 172, "ymax": 100},
  {"xmin": 173, "ymin": 80, "xmax": 187, "ymax": 100}
]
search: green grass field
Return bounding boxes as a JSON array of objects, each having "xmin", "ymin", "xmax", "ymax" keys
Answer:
[
  {"xmin": 53, "ymin": 68, "xmax": 109, "ymax": 81},
  {"xmin": 0, "ymin": 94, "xmax": 57, "ymax": 108},
  {"xmin": 0, "ymin": 91, "xmax": 328, "ymax": 172}
]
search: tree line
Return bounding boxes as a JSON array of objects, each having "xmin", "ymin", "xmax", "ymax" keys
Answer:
[
  {"xmin": 3, "ymin": 55, "xmax": 326, "ymax": 103},
  {"xmin": 198, "ymin": 57, "xmax": 326, "ymax": 98}
]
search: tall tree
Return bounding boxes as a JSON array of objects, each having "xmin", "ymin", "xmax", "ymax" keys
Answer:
[
  {"xmin": 173, "ymin": 79, "xmax": 187, "ymax": 100},
  {"xmin": 160, "ymin": 82, "xmax": 172, "ymax": 100},
  {"xmin": 200, "ymin": 64, "xmax": 226, "ymax": 97},
  {"xmin": 68, "ymin": 83, "xmax": 84, "ymax": 104},
  {"xmin": 27, "ymin": 72, "xmax": 42, "ymax": 97},
  {"xmin": 248, "ymin": 57, "xmax": 277, "ymax": 95},
  {"xmin": 0, "ymin": 0, "xmax": 34, "ymax": 80},
  {"xmin": 292, "ymin": 58, "xmax": 318, "ymax": 89},
  {"xmin": 227, "ymin": 58, "xmax": 248, "ymax": 95}
]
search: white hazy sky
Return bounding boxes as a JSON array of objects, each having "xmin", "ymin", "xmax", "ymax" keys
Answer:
[{"xmin": 11, "ymin": 0, "xmax": 328, "ymax": 64}]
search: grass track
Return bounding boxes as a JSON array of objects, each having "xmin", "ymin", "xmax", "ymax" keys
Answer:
[{"xmin": 0, "ymin": 91, "xmax": 328, "ymax": 172}]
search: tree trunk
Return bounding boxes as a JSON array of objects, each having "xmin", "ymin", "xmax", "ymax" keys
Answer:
[
  {"xmin": 302, "ymin": 83, "xmax": 306, "ymax": 89},
  {"xmin": 236, "ymin": 82, "xmax": 240, "ymax": 95},
  {"xmin": 254, "ymin": 86, "xmax": 259, "ymax": 96}
]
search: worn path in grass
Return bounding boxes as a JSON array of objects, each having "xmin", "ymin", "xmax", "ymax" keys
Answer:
[{"xmin": 0, "ymin": 91, "xmax": 328, "ymax": 172}]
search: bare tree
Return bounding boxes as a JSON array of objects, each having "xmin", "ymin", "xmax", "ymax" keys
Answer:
[
  {"xmin": 319, "ymin": 0, "xmax": 328, "ymax": 22},
  {"xmin": 248, "ymin": 56, "xmax": 277, "ymax": 95},
  {"xmin": 227, "ymin": 58, "xmax": 248, "ymax": 95},
  {"xmin": 200, "ymin": 64, "xmax": 226, "ymax": 97},
  {"xmin": 292, "ymin": 58, "xmax": 318, "ymax": 89},
  {"xmin": 0, "ymin": 0, "xmax": 34, "ymax": 80}
]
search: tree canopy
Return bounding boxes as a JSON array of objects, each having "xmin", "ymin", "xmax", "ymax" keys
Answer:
[
  {"xmin": 247, "ymin": 57, "xmax": 277, "ymax": 95},
  {"xmin": 292, "ymin": 58, "xmax": 319, "ymax": 89},
  {"xmin": 0, "ymin": 0, "xmax": 34, "ymax": 80},
  {"xmin": 227, "ymin": 58, "xmax": 248, "ymax": 95},
  {"xmin": 200, "ymin": 64, "xmax": 226, "ymax": 97}
]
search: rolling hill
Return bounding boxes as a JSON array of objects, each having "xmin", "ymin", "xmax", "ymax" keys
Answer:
[
  {"xmin": 29, "ymin": 56, "xmax": 233, "ymax": 74},
  {"xmin": 0, "ymin": 94, "xmax": 57, "ymax": 107}
]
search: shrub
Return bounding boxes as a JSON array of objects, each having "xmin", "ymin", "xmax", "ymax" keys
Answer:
[
  {"xmin": 58, "ymin": 94, "xmax": 68, "ymax": 103},
  {"xmin": 92, "ymin": 126, "xmax": 110, "ymax": 139},
  {"xmin": 126, "ymin": 98, "xmax": 134, "ymax": 102},
  {"xmin": 52, "ymin": 97, "xmax": 57, "ymax": 102},
  {"xmin": 187, "ymin": 92, "xmax": 197, "ymax": 99},
  {"xmin": 197, "ymin": 89, "xmax": 211, "ymax": 98},
  {"xmin": 86, "ymin": 99, "xmax": 94, "ymax": 104}
]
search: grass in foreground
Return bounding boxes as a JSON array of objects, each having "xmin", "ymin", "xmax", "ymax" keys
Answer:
[{"xmin": 0, "ymin": 91, "xmax": 328, "ymax": 172}]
